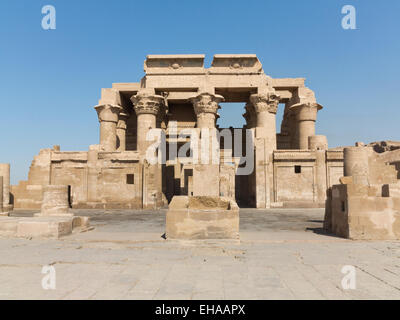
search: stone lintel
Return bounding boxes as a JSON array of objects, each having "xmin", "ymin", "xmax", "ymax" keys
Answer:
[
  {"xmin": 51, "ymin": 152, "xmax": 88, "ymax": 162},
  {"xmin": 326, "ymin": 150, "xmax": 344, "ymax": 160},
  {"xmin": 210, "ymin": 54, "xmax": 263, "ymax": 74},
  {"xmin": 273, "ymin": 150, "xmax": 317, "ymax": 161},
  {"xmin": 97, "ymin": 151, "xmax": 140, "ymax": 161},
  {"xmin": 271, "ymin": 78, "xmax": 306, "ymax": 88},
  {"xmin": 145, "ymin": 54, "xmax": 205, "ymax": 75},
  {"xmin": 111, "ymin": 83, "xmax": 141, "ymax": 92}
]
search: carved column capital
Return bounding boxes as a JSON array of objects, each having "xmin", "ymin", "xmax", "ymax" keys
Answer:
[
  {"xmin": 190, "ymin": 92, "xmax": 224, "ymax": 116},
  {"xmin": 95, "ymin": 104, "xmax": 122, "ymax": 123},
  {"xmin": 250, "ymin": 92, "xmax": 280, "ymax": 114},
  {"xmin": 131, "ymin": 93, "xmax": 164, "ymax": 116},
  {"xmin": 289, "ymin": 102, "xmax": 323, "ymax": 121}
]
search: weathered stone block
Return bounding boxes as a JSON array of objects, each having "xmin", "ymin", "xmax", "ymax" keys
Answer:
[
  {"xmin": 17, "ymin": 218, "xmax": 72, "ymax": 239},
  {"xmin": 166, "ymin": 196, "xmax": 239, "ymax": 240}
]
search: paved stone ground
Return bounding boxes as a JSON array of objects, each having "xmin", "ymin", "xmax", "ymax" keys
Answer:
[{"xmin": 1, "ymin": 208, "xmax": 400, "ymax": 300}]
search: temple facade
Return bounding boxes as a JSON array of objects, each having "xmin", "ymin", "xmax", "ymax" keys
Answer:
[{"xmin": 11, "ymin": 54, "xmax": 344, "ymax": 210}]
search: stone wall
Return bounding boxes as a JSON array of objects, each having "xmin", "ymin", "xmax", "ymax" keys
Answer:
[
  {"xmin": 325, "ymin": 145, "xmax": 400, "ymax": 239},
  {"xmin": 12, "ymin": 148, "xmax": 144, "ymax": 209}
]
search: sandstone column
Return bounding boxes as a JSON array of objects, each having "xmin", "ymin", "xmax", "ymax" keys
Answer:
[
  {"xmin": 40, "ymin": 185, "xmax": 71, "ymax": 216},
  {"xmin": 0, "ymin": 163, "xmax": 10, "ymax": 210},
  {"xmin": 250, "ymin": 91, "xmax": 280, "ymax": 209},
  {"xmin": 290, "ymin": 102, "xmax": 322, "ymax": 150},
  {"xmin": 250, "ymin": 92, "xmax": 279, "ymax": 149},
  {"xmin": 309, "ymin": 135, "xmax": 328, "ymax": 204},
  {"xmin": 344, "ymin": 146, "xmax": 370, "ymax": 185},
  {"xmin": 190, "ymin": 92, "xmax": 224, "ymax": 197},
  {"xmin": 116, "ymin": 112, "xmax": 129, "ymax": 151},
  {"xmin": 130, "ymin": 93, "xmax": 164, "ymax": 155},
  {"xmin": 131, "ymin": 93, "xmax": 164, "ymax": 209},
  {"xmin": 95, "ymin": 104, "xmax": 122, "ymax": 152}
]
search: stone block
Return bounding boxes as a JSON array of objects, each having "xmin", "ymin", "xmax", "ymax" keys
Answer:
[
  {"xmin": 166, "ymin": 196, "xmax": 239, "ymax": 240},
  {"xmin": 17, "ymin": 218, "xmax": 72, "ymax": 238}
]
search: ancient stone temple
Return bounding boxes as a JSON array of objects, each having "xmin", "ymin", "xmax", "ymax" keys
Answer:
[{"xmin": 11, "ymin": 54, "xmax": 345, "ymax": 210}]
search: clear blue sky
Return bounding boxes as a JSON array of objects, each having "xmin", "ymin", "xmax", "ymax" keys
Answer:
[{"xmin": 1, "ymin": 0, "xmax": 399, "ymax": 184}]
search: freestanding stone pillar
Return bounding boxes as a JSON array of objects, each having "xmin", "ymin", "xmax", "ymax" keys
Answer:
[
  {"xmin": 40, "ymin": 185, "xmax": 71, "ymax": 216},
  {"xmin": 95, "ymin": 104, "xmax": 122, "ymax": 152},
  {"xmin": 290, "ymin": 102, "xmax": 322, "ymax": 150},
  {"xmin": 116, "ymin": 112, "xmax": 129, "ymax": 151},
  {"xmin": 190, "ymin": 92, "xmax": 224, "ymax": 197},
  {"xmin": 0, "ymin": 163, "xmax": 10, "ymax": 211},
  {"xmin": 250, "ymin": 92, "xmax": 280, "ymax": 209},
  {"xmin": 131, "ymin": 93, "xmax": 164, "ymax": 155},
  {"xmin": 344, "ymin": 146, "xmax": 371, "ymax": 185},
  {"xmin": 250, "ymin": 93, "xmax": 279, "ymax": 148},
  {"xmin": 309, "ymin": 135, "xmax": 328, "ymax": 204},
  {"xmin": 131, "ymin": 92, "xmax": 165, "ymax": 209}
]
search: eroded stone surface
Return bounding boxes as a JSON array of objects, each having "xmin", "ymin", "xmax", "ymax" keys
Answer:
[{"xmin": 166, "ymin": 196, "xmax": 239, "ymax": 240}]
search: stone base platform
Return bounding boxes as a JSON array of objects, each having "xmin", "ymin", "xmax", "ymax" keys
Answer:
[
  {"xmin": 0, "ymin": 215, "xmax": 90, "ymax": 239},
  {"xmin": 166, "ymin": 196, "xmax": 239, "ymax": 240}
]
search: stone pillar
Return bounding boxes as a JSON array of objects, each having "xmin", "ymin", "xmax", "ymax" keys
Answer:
[
  {"xmin": 40, "ymin": 185, "xmax": 71, "ymax": 216},
  {"xmin": 290, "ymin": 103, "xmax": 322, "ymax": 150},
  {"xmin": 344, "ymin": 146, "xmax": 370, "ymax": 185},
  {"xmin": 309, "ymin": 135, "xmax": 328, "ymax": 204},
  {"xmin": 131, "ymin": 93, "xmax": 164, "ymax": 209},
  {"xmin": 95, "ymin": 104, "xmax": 122, "ymax": 152},
  {"xmin": 190, "ymin": 92, "xmax": 224, "ymax": 197},
  {"xmin": 250, "ymin": 92, "xmax": 280, "ymax": 209},
  {"xmin": 0, "ymin": 163, "xmax": 10, "ymax": 210},
  {"xmin": 250, "ymin": 92, "xmax": 279, "ymax": 150},
  {"xmin": 131, "ymin": 93, "xmax": 164, "ymax": 155},
  {"xmin": 116, "ymin": 112, "xmax": 128, "ymax": 151}
]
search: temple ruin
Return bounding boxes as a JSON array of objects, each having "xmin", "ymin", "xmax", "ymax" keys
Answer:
[{"xmin": 11, "ymin": 54, "xmax": 344, "ymax": 211}]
